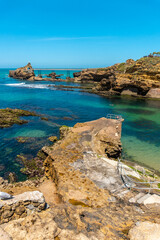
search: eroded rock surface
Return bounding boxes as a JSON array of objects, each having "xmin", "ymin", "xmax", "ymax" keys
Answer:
[
  {"xmin": 9, "ymin": 63, "xmax": 35, "ymax": 80},
  {"xmin": 1, "ymin": 118, "xmax": 160, "ymax": 239},
  {"xmin": 74, "ymin": 55, "xmax": 160, "ymax": 98},
  {"xmin": 0, "ymin": 191, "xmax": 45, "ymax": 224}
]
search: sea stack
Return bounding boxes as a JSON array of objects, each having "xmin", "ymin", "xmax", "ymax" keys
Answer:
[{"xmin": 9, "ymin": 63, "xmax": 35, "ymax": 80}]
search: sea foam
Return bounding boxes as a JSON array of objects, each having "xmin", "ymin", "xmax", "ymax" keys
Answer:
[{"xmin": 5, "ymin": 83, "xmax": 55, "ymax": 89}]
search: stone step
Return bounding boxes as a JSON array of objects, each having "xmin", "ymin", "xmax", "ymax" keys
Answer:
[
  {"xmin": 117, "ymin": 189, "xmax": 130, "ymax": 198},
  {"xmin": 137, "ymin": 193, "xmax": 152, "ymax": 204},
  {"xmin": 129, "ymin": 193, "xmax": 145, "ymax": 203}
]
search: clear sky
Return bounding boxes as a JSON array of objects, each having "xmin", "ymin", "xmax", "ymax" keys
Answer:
[{"xmin": 0, "ymin": 0, "xmax": 160, "ymax": 68}]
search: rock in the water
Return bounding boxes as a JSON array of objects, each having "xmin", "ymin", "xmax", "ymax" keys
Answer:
[
  {"xmin": 129, "ymin": 221, "xmax": 160, "ymax": 240},
  {"xmin": 146, "ymin": 88, "xmax": 160, "ymax": 98},
  {"xmin": 47, "ymin": 72, "xmax": 64, "ymax": 79},
  {"xmin": 0, "ymin": 108, "xmax": 37, "ymax": 128},
  {"xmin": 9, "ymin": 63, "xmax": 35, "ymax": 80},
  {"xmin": 48, "ymin": 136, "xmax": 58, "ymax": 142}
]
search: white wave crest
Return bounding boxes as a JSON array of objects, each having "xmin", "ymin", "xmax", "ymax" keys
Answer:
[{"xmin": 5, "ymin": 83, "xmax": 55, "ymax": 89}]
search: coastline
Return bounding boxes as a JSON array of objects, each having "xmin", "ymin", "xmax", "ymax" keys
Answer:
[{"xmin": 0, "ymin": 117, "xmax": 160, "ymax": 239}]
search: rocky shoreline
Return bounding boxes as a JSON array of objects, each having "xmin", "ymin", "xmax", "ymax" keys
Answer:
[
  {"xmin": 4, "ymin": 57, "xmax": 160, "ymax": 239},
  {"xmin": 9, "ymin": 63, "xmax": 65, "ymax": 82},
  {"xmin": 72, "ymin": 55, "xmax": 160, "ymax": 99},
  {"xmin": 0, "ymin": 108, "xmax": 38, "ymax": 128},
  {"xmin": 9, "ymin": 55, "xmax": 160, "ymax": 99},
  {"xmin": 0, "ymin": 117, "xmax": 160, "ymax": 239}
]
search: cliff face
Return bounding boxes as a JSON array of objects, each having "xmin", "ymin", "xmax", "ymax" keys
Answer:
[{"xmin": 74, "ymin": 56, "xmax": 160, "ymax": 98}]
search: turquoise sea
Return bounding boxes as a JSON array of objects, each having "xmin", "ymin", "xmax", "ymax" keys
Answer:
[{"xmin": 0, "ymin": 69, "xmax": 160, "ymax": 180}]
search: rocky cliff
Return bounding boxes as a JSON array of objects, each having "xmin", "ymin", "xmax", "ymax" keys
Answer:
[{"xmin": 74, "ymin": 56, "xmax": 160, "ymax": 98}]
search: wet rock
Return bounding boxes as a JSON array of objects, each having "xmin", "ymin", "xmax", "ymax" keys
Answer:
[
  {"xmin": 16, "ymin": 137, "xmax": 30, "ymax": 143},
  {"xmin": 0, "ymin": 108, "xmax": 37, "ymax": 128},
  {"xmin": 18, "ymin": 153, "xmax": 45, "ymax": 179},
  {"xmin": 8, "ymin": 173, "xmax": 17, "ymax": 184},
  {"xmin": 48, "ymin": 136, "xmax": 58, "ymax": 142}
]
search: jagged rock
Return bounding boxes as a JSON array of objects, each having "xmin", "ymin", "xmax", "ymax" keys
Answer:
[
  {"xmin": 74, "ymin": 55, "xmax": 160, "ymax": 98},
  {"xmin": 9, "ymin": 63, "xmax": 35, "ymax": 80},
  {"xmin": 129, "ymin": 221, "xmax": 160, "ymax": 240},
  {"xmin": 47, "ymin": 72, "xmax": 64, "ymax": 79}
]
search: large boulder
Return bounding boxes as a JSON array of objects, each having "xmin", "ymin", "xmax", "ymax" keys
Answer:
[{"xmin": 9, "ymin": 63, "xmax": 35, "ymax": 80}]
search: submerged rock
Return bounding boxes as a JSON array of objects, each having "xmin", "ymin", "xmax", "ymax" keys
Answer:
[
  {"xmin": 48, "ymin": 136, "xmax": 58, "ymax": 142},
  {"xmin": 0, "ymin": 108, "xmax": 37, "ymax": 128}
]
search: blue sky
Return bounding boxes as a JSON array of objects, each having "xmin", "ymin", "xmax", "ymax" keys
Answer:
[{"xmin": 0, "ymin": 0, "xmax": 160, "ymax": 68}]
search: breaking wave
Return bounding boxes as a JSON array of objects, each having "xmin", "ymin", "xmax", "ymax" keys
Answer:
[{"xmin": 4, "ymin": 83, "xmax": 55, "ymax": 89}]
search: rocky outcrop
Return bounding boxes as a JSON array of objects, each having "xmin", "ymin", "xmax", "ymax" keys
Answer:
[
  {"xmin": 47, "ymin": 72, "xmax": 64, "ymax": 79},
  {"xmin": 74, "ymin": 56, "xmax": 160, "ymax": 98},
  {"xmin": 0, "ymin": 108, "xmax": 37, "ymax": 128},
  {"xmin": 9, "ymin": 63, "xmax": 35, "ymax": 80},
  {"xmin": 1, "ymin": 117, "xmax": 160, "ymax": 239}
]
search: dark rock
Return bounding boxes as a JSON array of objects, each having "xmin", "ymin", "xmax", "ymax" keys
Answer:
[
  {"xmin": 73, "ymin": 71, "xmax": 81, "ymax": 78},
  {"xmin": 47, "ymin": 72, "xmax": 64, "ymax": 79},
  {"xmin": 0, "ymin": 108, "xmax": 38, "ymax": 128}
]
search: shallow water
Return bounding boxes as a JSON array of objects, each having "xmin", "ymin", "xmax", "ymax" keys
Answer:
[{"xmin": 0, "ymin": 69, "xmax": 160, "ymax": 180}]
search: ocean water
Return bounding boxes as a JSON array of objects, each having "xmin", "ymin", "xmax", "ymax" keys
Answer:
[{"xmin": 0, "ymin": 69, "xmax": 160, "ymax": 180}]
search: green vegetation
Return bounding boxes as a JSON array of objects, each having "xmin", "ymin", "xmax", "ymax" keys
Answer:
[
  {"xmin": 0, "ymin": 108, "xmax": 37, "ymax": 128},
  {"xmin": 117, "ymin": 62, "xmax": 126, "ymax": 72},
  {"xmin": 17, "ymin": 151, "xmax": 45, "ymax": 179}
]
